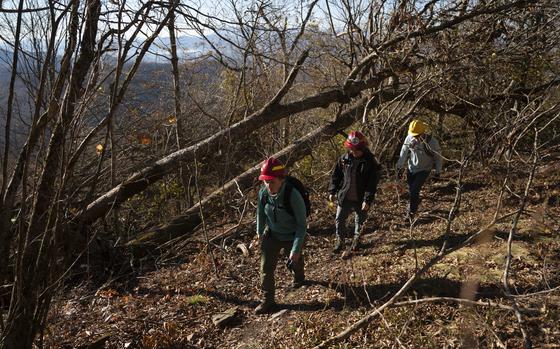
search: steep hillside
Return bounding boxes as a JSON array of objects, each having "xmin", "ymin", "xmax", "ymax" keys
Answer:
[{"xmin": 44, "ymin": 165, "xmax": 560, "ymax": 348}]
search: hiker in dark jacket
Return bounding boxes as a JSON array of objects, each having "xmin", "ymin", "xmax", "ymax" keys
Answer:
[
  {"xmin": 255, "ymin": 157, "xmax": 307, "ymax": 314},
  {"xmin": 396, "ymin": 120, "xmax": 442, "ymax": 221},
  {"xmin": 328, "ymin": 131, "xmax": 381, "ymax": 253}
]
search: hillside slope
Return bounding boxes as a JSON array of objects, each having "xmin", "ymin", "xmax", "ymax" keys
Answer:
[{"xmin": 45, "ymin": 165, "xmax": 560, "ymax": 348}]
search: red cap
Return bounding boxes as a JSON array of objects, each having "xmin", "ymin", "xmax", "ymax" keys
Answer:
[
  {"xmin": 343, "ymin": 131, "xmax": 367, "ymax": 150},
  {"xmin": 258, "ymin": 157, "xmax": 286, "ymax": 180}
]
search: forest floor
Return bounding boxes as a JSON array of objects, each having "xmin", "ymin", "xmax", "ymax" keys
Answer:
[{"xmin": 45, "ymin": 163, "xmax": 560, "ymax": 348}]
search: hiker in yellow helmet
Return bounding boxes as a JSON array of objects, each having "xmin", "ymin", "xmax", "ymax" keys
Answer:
[{"xmin": 396, "ymin": 120, "xmax": 442, "ymax": 221}]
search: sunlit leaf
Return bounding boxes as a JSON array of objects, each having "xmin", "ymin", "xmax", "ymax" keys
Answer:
[{"xmin": 138, "ymin": 134, "xmax": 152, "ymax": 145}]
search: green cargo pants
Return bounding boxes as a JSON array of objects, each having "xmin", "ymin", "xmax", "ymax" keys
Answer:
[{"xmin": 260, "ymin": 233, "xmax": 305, "ymax": 302}]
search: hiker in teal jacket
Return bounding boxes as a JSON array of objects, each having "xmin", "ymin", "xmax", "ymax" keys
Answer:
[
  {"xmin": 397, "ymin": 120, "xmax": 442, "ymax": 220},
  {"xmin": 255, "ymin": 157, "xmax": 306, "ymax": 314}
]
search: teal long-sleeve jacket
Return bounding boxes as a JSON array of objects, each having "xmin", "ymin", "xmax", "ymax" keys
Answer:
[{"xmin": 256, "ymin": 181, "xmax": 307, "ymax": 254}]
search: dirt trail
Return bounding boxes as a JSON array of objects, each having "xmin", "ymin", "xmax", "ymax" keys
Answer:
[{"xmin": 46, "ymin": 168, "xmax": 560, "ymax": 348}]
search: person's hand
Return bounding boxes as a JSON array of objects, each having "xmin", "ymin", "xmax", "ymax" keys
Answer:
[
  {"xmin": 397, "ymin": 168, "xmax": 404, "ymax": 180},
  {"xmin": 362, "ymin": 202, "xmax": 370, "ymax": 211},
  {"xmin": 289, "ymin": 252, "xmax": 301, "ymax": 264},
  {"xmin": 249, "ymin": 234, "xmax": 260, "ymax": 249}
]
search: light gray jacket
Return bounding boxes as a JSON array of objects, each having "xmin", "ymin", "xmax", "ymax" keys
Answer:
[{"xmin": 397, "ymin": 134, "xmax": 442, "ymax": 174}]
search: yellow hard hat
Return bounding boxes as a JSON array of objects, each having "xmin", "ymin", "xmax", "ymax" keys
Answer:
[{"xmin": 408, "ymin": 120, "xmax": 427, "ymax": 136}]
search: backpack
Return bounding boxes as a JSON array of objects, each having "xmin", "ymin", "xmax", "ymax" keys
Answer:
[{"xmin": 261, "ymin": 176, "xmax": 311, "ymax": 217}]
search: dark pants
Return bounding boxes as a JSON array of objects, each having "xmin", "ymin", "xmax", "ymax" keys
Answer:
[
  {"xmin": 260, "ymin": 234, "xmax": 305, "ymax": 302},
  {"xmin": 335, "ymin": 199, "xmax": 367, "ymax": 239},
  {"xmin": 407, "ymin": 170, "xmax": 430, "ymax": 214}
]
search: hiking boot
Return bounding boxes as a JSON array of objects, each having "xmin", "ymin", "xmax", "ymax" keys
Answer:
[
  {"xmin": 350, "ymin": 237, "xmax": 360, "ymax": 251},
  {"xmin": 254, "ymin": 300, "xmax": 276, "ymax": 314},
  {"xmin": 333, "ymin": 237, "xmax": 344, "ymax": 253}
]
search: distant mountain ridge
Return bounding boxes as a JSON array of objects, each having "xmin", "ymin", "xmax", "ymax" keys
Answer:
[
  {"xmin": 0, "ymin": 35, "xmax": 224, "ymax": 148},
  {"xmin": 0, "ymin": 33, "xmax": 225, "ymax": 63}
]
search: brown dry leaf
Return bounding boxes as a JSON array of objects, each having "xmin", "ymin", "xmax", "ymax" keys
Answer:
[
  {"xmin": 138, "ymin": 134, "xmax": 152, "ymax": 145},
  {"xmin": 141, "ymin": 334, "xmax": 158, "ymax": 349},
  {"xmin": 163, "ymin": 321, "xmax": 178, "ymax": 334},
  {"xmin": 96, "ymin": 288, "xmax": 119, "ymax": 299}
]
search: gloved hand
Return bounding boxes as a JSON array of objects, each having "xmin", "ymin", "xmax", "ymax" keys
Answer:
[{"xmin": 397, "ymin": 168, "xmax": 405, "ymax": 180}]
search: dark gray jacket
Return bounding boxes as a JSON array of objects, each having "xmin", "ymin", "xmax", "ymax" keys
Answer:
[{"xmin": 328, "ymin": 149, "xmax": 382, "ymax": 204}]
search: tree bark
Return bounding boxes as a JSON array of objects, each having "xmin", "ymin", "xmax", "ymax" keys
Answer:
[
  {"xmin": 0, "ymin": 0, "xmax": 76, "ymax": 286},
  {"xmin": 1, "ymin": 0, "xmax": 101, "ymax": 346},
  {"xmin": 167, "ymin": 0, "xmax": 191, "ymax": 208}
]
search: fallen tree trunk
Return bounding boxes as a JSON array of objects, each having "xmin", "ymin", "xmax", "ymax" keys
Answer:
[
  {"xmin": 127, "ymin": 95, "xmax": 372, "ymax": 246},
  {"xmin": 76, "ymin": 73, "xmax": 389, "ymax": 225}
]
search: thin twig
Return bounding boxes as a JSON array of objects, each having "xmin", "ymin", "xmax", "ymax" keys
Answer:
[
  {"xmin": 512, "ymin": 285, "xmax": 560, "ymax": 298},
  {"xmin": 193, "ymin": 147, "xmax": 219, "ymax": 277},
  {"xmin": 393, "ymin": 297, "xmax": 540, "ymax": 314},
  {"xmin": 493, "ymin": 144, "xmax": 513, "ymax": 222},
  {"xmin": 443, "ymin": 152, "xmax": 469, "ymax": 246},
  {"xmin": 379, "ymin": 311, "xmax": 407, "ymax": 349},
  {"xmin": 501, "ymin": 131, "xmax": 539, "ymax": 349},
  {"xmin": 209, "ymin": 198, "xmax": 249, "ymax": 243}
]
